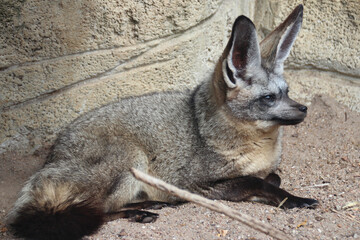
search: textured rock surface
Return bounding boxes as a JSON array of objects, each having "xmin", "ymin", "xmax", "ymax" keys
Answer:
[
  {"xmin": 0, "ymin": 0, "xmax": 359, "ymax": 155},
  {"xmin": 286, "ymin": 70, "xmax": 360, "ymax": 112},
  {"xmin": 254, "ymin": 0, "xmax": 360, "ymax": 78},
  {"xmin": 0, "ymin": 0, "xmax": 225, "ymax": 108}
]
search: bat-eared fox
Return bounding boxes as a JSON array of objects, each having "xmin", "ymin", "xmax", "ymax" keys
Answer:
[{"xmin": 7, "ymin": 4, "xmax": 318, "ymax": 240}]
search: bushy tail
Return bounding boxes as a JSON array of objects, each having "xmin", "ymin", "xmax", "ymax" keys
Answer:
[{"xmin": 7, "ymin": 180, "xmax": 105, "ymax": 240}]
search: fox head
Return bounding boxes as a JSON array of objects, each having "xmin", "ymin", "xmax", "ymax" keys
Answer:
[{"xmin": 214, "ymin": 5, "xmax": 306, "ymax": 127}]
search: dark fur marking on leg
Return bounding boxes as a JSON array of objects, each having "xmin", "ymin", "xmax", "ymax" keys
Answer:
[
  {"xmin": 106, "ymin": 175, "xmax": 123, "ymax": 196},
  {"xmin": 106, "ymin": 210, "xmax": 158, "ymax": 223},
  {"xmin": 135, "ymin": 190, "xmax": 149, "ymax": 201},
  {"xmin": 206, "ymin": 176, "xmax": 318, "ymax": 209},
  {"xmin": 124, "ymin": 201, "xmax": 173, "ymax": 210},
  {"xmin": 264, "ymin": 173, "xmax": 281, "ymax": 187}
]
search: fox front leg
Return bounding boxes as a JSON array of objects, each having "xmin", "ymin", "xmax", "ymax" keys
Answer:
[{"xmin": 205, "ymin": 174, "xmax": 319, "ymax": 209}]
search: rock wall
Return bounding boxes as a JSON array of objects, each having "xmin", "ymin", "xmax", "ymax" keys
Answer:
[{"xmin": 0, "ymin": 0, "xmax": 359, "ymax": 155}]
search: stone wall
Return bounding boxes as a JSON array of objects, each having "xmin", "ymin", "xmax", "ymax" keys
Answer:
[{"xmin": 0, "ymin": 0, "xmax": 359, "ymax": 156}]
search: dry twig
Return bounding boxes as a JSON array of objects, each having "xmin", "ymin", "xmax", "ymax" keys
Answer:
[
  {"xmin": 330, "ymin": 208, "xmax": 360, "ymax": 224},
  {"xmin": 131, "ymin": 168, "xmax": 290, "ymax": 240},
  {"xmin": 290, "ymin": 183, "xmax": 330, "ymax": 190},
  {"xmin": 304, "ymin": 183, "xmax": 330, "ymax": 188}
]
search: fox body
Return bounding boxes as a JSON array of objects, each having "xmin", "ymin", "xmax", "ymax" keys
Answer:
[{"xmin": 7, "ymin": 5, "xmax": 318, "ymax": 240}]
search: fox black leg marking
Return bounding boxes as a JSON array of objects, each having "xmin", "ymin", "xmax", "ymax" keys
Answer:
[
  {"xmin": 105, "ymin": 201, "xmax": 175, "ymax": 223},
  {"xmin": 206, "ymin": 176, "xmax": 319, "ymax": 209},
  {"xmin": 106, "ymin": 210, "xmax": 159, "ymax": 223},
  {"xmin": 123, "ymin": 201, "xmax": 175, "ymax": 210},
  {"xmin": 264, "ymin": 173, "xmax": 281, "ymax": 187}
]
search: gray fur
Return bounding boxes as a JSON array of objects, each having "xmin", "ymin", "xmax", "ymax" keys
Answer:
[{"xmin": 7, "ymin": 5, "xmax": 316, "ymax": 240}]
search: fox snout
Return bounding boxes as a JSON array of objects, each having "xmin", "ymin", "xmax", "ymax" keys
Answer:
[{"xmin": 272, "ymin": 97, "xmax": 308, "ymax": 125}]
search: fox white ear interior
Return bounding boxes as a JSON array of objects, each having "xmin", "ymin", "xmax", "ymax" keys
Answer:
[
  {"xmin": 223, "ymin": 16, "xmax": 261, "ymax": 88},
  {"xmin": 260, "ymin": 5, "xmax": 303, "ymax": 75}
]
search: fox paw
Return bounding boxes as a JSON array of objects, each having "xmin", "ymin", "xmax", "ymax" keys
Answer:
[
  {"xmin": 283, "ymin": 197, "xmax": 319, "ymax": 209},
  {"xmin": 133, "ymin": 210, "xmax": 159, "ymax": 223}
]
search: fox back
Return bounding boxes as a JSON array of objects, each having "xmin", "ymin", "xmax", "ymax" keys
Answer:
[{"xmin": 7, "ymin": 5, "xmax": 318, "ymax": 240}]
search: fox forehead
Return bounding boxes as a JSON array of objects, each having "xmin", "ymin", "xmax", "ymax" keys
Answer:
[
  {"xmin": 267, "ymin": 73, "xmax": 288, "ymax": 93},
  {"xmin": 245, "ymin": 69, "xmax": 288, "ymax": 97}
]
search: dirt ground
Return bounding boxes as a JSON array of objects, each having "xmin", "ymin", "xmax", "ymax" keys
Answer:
[{"xmin": 0, "ymin": 95, "xmax": 359, "ymax": 240}]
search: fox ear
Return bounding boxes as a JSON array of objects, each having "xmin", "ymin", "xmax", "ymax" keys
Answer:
[
  {"xmin": 223, "ymin": 16, "xmax": 261, "ymax": 88},
  {"xmin": 260, "ymin": 4, "xmax": 303, "ymax": 74}
]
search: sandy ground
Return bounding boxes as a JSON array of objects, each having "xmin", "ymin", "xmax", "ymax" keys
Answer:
[{"xmin": 0, "ymin": 95, "xmax": 359, "ymax": 240}]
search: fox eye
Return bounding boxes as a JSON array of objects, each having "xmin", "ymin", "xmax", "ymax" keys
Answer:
[{"xmin": 262, "ymin": 94, "xmax": 276, "ymax": 102}]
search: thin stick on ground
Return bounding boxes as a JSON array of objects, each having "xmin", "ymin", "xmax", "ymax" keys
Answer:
[{"xmin": 130, "ymin": 168, "xmax": 290, "ymax": 240}]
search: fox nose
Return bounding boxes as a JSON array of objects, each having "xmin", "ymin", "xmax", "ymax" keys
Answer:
[{"xmin": 299, "ymin": 105, "xmax": 307, "ymax": 113}]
